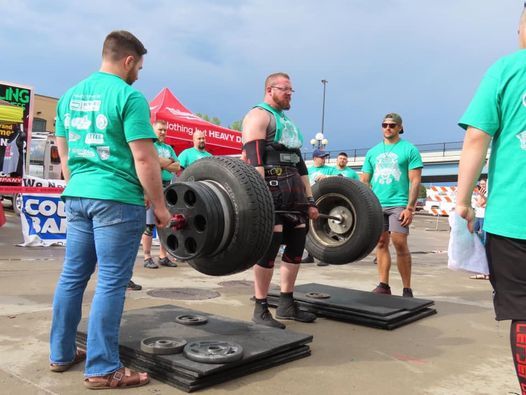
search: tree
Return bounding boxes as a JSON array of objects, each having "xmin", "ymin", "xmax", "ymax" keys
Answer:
[{"xmin": 229, "ymin": 120, "xmax": 242, "ymax": 131}]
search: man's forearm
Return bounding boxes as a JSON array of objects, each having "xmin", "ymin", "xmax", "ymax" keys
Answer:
[
  {"xmin": 135, "ymin": 158, "xmax": 165, "ymax": 207},
  {"xmin": 457, "ymin": 128, "xmax": 491, "ymax": 207},
  {"xmin": 407, "ymin": 177, "xmax": 421, "ymax": 209}
]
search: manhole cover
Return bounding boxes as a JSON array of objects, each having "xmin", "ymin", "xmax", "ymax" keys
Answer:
[
  {"xmin": 147, "ymin": 288, "xmax": 220, "ymax": 300},
  {"xmin": 218, "ymin": 280, "xmax": 254, "ymax": 288}
]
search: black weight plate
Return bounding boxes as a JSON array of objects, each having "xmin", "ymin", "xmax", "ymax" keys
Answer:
[
  {"xmin": 174, "ymin": 314, "xmax": 208, "ymax": 325},
  {"xmin": 140, "ymin": 336, "xmax": 187, "ymax": 355},
  {"xmin": 177, "ymin": 157, "xmax": 274, "ymax": 276},
  {"xmin": 183, "ymin": 340, "xmax": 244, "ymax": 364},
  {"xmin": 305, "ymin": 292, "xmax": 331, "ymax": 299}
]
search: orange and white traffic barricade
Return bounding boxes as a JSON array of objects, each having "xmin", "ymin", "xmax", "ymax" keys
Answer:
[{"xmin": 425, "ymin": 185, "xmax": 457, "ymax": 216}]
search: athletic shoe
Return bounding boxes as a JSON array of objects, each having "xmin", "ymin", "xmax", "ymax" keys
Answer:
[
  {"xmin": 402, "ymin": 288, "xmax": 414, "ymax": 298},
  {"xmin": 144, "ymin": 258, "xmax": 159, "ymax": 269},
  {"xmin": 252, "ymin": 307, "xmax": 286, "ymax": 329},
  {"xmin": 372, "ymin": 283, "xmax": 391, "ymax": 295},
  {"xmin": 276, "ymin": 301, "xmax": 317, "ymax": 323},
  {"xmin": 127, "ymin": 280, "xmax": 142, "ymax": 291},
  {"xmin": 159, "ymin": 257, "xmax": 177, "ymax": 267}
]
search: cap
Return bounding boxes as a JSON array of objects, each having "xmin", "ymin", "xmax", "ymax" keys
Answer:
[
  {"xmin": 384, "ymin": 112, "xmax": 404, "ymax": 134},
  {"xmin": 313, "ymin": 148, "xmax": 330, "ymax": 158}
]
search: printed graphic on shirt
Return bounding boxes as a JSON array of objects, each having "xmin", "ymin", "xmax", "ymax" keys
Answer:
[
  {"xmin": 517, "ymin": 131, "xmax": 526, "ymax": 150},
  {"xmin": 373, "ymin": 152, "xmax": 402, "ymax": 184},
  {"xmin": 85, "ymin": 133, "xmax": 104, "ymax": 145},
  {"xmin": 96, "ymin": 146, "xmax": 110, "ymax": 160},
  {"xmin": 70, "ymin": 100, "xmax": 101, "ymax": 112},
  {"xmin": 96, "ymin": 114, "xmax": 108, "ymax": 130},
  {"xmin": 71, "ymin": 116, "xmax": 91, "ymax": 130}
]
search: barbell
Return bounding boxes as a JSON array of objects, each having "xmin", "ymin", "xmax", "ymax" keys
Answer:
[{"xmin": 158, "ymin": 157, "xmax": 383, "ymax": 276}]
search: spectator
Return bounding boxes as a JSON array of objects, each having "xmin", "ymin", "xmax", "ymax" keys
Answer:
[
  {"xmin": 332, "ymin": 152, "xmax": 359, "ymax": 180},
  {"xmin": 307, "ymin": 148, "xmax": 336, "ymax": 184},
  {"xmin": 178, "ymin": 130, "xmax": 211, "ymax": 169},
  {"xmin": 361, "ymin": 113, "xmax": 423, "ymax": 297}
]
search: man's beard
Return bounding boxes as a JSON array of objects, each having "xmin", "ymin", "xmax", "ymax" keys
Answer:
[
  {"xmin": 273, "ymin": 94, "xmax": 291, "ymax": 110},
  {"xmin": 198, "ymin": 142, "xmax": 206, "ymax": 150}
]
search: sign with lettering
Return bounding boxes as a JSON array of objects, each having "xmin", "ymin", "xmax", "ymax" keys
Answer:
[
  {"xmin": 0, "ymin": 81, "xmax": 34, "ymax": 188},
  {"xmin": 19, "ymin": 175, "xmax": 67, "ymax": 246}
]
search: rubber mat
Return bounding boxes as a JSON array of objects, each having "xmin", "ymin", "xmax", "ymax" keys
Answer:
[
  {"xmin": 267, "ymin": 283, "xmax": 436, "ymax": 329},
  {"xmin": 269, "ymin": 283, "xmax": 434, "ymax": 316},
  {"xmin": 76, "ymin": 304, "xmax": 312, "ymax": 391}
]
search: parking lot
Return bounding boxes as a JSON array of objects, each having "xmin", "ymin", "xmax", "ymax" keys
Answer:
[{"xmin": 0, "ymin": 207, "xmax": 520, "ymax": 395}]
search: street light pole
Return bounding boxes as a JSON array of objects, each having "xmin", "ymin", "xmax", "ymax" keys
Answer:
[{"xmin": 321, "ymin": 79, "xmax": 328, "ymax": 135}]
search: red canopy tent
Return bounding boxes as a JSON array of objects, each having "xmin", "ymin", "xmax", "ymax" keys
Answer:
[{"xmin": 149, "ymin": 88, "xmax": 242, "ymax": 156}]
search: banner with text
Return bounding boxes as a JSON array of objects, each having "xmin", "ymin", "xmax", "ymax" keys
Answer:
[{"xmin": 19, "ymin": 176, "xmax": 66, "ymax": 247}]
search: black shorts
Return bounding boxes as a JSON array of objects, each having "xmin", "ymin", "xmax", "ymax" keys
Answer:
[
  {"xmin": 264, "ymin": 166, "xmax": 308, "ymax": 227},
  {"xmin": 486, "ymin": 232, "xmax": 526, "ymax": 321}
]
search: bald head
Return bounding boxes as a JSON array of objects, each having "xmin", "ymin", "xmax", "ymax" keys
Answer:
[{"xmin": 193, "ymin": 130, "xmax": 206, "ymax": 151}]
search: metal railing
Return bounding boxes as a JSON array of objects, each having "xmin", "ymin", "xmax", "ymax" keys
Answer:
[{"xmin": 302, "ymin": 141, "xmax": 464, "ymax": 162}]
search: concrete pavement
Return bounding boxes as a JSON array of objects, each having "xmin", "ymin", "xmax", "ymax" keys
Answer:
[{"xmin": 0, "ymin": 207, "xmax": 520, "ymax": 395}]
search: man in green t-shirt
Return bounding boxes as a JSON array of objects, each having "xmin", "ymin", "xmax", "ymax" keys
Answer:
[
  {"xmin": 142, "ymin": 119, "xmax": 180, "ymax": 269},
  {"xmin": 361, "ymin": 113, "xmax": 422, "ymax": 298},
  {"xmin": 456, "ymin": 8, "xmax": 526, "ymax": 392},
  {"xmin": 49, "ymin": 31, "xmax": 170, "ymax": 389},
  {"xmin": 307, "ymin": 148, "xmax": 336, "ymax": 184},
  {"xmin": 177, "ymin": 130, "xmax": 212, "ymax": 168},
  {"xmin": 333, "ymin": 152, "xmax": 359, "ymax": 180}
]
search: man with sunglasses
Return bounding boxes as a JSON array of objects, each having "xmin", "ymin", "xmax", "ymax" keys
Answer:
[
  {"xmin": 456, "ymin": 6, "xmax": 526, "ymax": 393},
  {"xmin": 361, "ymin": 113, "xmax": 422, "ymax": 297},
  {"xmin": 242, "ymin": 72, "xmax": 319, "ymax": 328}
]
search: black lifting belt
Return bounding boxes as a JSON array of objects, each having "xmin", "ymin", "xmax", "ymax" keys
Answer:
[{"xmin": 265, "ymin": 150, "xmax": 301, "ymax": 166}]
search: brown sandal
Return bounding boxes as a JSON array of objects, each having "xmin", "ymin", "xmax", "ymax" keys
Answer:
[
  {"xmin": 50, "ymin": 348, "xmax": 86, "ymax": 372},
  {"xmin": 84, "ymin": 367, "xmax": 150, "ymax": 390}
]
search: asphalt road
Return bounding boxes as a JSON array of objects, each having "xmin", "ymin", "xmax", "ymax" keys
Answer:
[{"xmin": 0, "ymin": 207, "xmax": 520, "ymax": 395}]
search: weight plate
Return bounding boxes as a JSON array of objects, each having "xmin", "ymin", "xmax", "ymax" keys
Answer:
[
  {"xmin": 183, "ymin": 340, "xmax": 244, "ymax": 364},
  {"xmin": 174, "ymin": 314, "xmax": 209, "ymax": 325},
  {"xmin": 305, "ymin": 291, "xmax": 331, "ymax": 299},
  {"xmin": 140, "ymin": 336, "xmax": 187, "ymax": 355}
]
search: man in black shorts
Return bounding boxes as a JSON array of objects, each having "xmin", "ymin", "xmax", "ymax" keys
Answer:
[
  {"xmin": 242, "ymin": 72, "xmax": 319, "ymax": 329},
  {"xmin": 456, "ymin": 6, "xmax": 526, "ymax": 393}
]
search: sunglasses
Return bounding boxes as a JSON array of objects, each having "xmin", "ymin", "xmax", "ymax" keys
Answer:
[{"xmin": 381, "ymin": 123, "xmax": 398, "ymax": 129}]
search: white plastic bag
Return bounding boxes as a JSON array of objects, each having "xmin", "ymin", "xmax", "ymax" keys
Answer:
[{"xmin": 447, "ymin": 212, "xmax": 489, "ymax": 274}]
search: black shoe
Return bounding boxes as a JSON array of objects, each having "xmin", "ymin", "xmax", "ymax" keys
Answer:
[
  {"xmin": 252, "ymin": 308, "xmax": 286, "ymax": 329},
  {"xmin": 159, "ymin": 257, "xmax": 177, "ymax": 267},
  {"xmin": 402, "ymin": 288, "xmax": 414, "ymax": 298},
  {"xmin": 127, "ymin": 280, "xmax": 142, "ymax": 291},
  {"xmin": 372, "ymin": 282, "xmax": 391, "ymax": 295},
  {"xmin": 276, "ymin": 301, "xmax": 316, "ymax": 323},
  {"xmin": 316, "ymin": 261, "xmax": 329, "ymax": 266},
  {"xmin": 301, "ymin": 254, "xmax": 315, "ymax": 264},
  {"xmin": 144, "ymin": 258, "xmax": 159, "ymax": 269}
]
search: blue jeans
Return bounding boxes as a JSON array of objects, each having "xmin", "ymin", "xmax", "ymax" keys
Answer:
[{"xmin": 49, "ymin": 198, "xmax": 145, "ymax": 377}]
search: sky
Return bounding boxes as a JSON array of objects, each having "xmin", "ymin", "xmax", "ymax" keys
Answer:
[{"xmin": 1, "ymin": 0, "xmax": 522, "ymax": 152}]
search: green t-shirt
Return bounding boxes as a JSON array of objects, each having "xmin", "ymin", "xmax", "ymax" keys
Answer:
[
  {"xmin": 155, "ymin": 141, "xmax": 178, "ymax": 182},
  {"xmin": 361, "ymin": 139, "xmax": 423, "ymax": 207},
  {"xmin": 55, "ymin": 72, "xmax": 155, "ymax": 206},
  {"xmin": 178, "ymin": 147, "xmax": 212, "ymax": 168},
  {"xmin": 459, "ymin": 49, "xmax": 526, "ymax": 240},
  {"xmin": 333, "ymin": 166, "xmax": 359, "ymax": 180},
  {"xmin": 307, "ymin": 164, "xmax": 337, "ymax": 184}
]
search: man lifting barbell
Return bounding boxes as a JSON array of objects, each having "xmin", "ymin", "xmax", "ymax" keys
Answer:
[{"xmin": 241, "ymin": 72, "xmax": 319, "ymax": 329}]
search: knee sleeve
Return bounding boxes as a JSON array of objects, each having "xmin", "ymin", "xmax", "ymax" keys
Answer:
[
  {"xmin": 143, "ymin": 224, "xmax": 155, "ymax": 236},
  {"xmin": 282, "ymin": 226, "xmax": 307, "ymax": 264},
  {"xmin": 257, "ymin": 232, "xmax": 283, "ymax": 269}
]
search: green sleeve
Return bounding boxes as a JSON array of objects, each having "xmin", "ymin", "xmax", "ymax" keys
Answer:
[
  {"xmin": 178, "ymin": 150, "xmax": 189, "ymax": 168},
  {"xmin": 122, "ymin": 91, "xmax": 156, "ymax": 142},
  {"xmin": 55, "ymin": 96, "xmax": 67, "ymax": 138},
  {"xmin": 458, "ymin": 65, "xmax": 501, "ymax": 136},
  {"xmin": 169, "ymin": 145, "xmax": 178, "ymax": 161},
  {"xmin": 361, "ymin": 151, "xmax": 373, "ymax": 174},
  {"xmin": 408, "ymin": 146, "xmax": 423, "ymax": 170}
]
